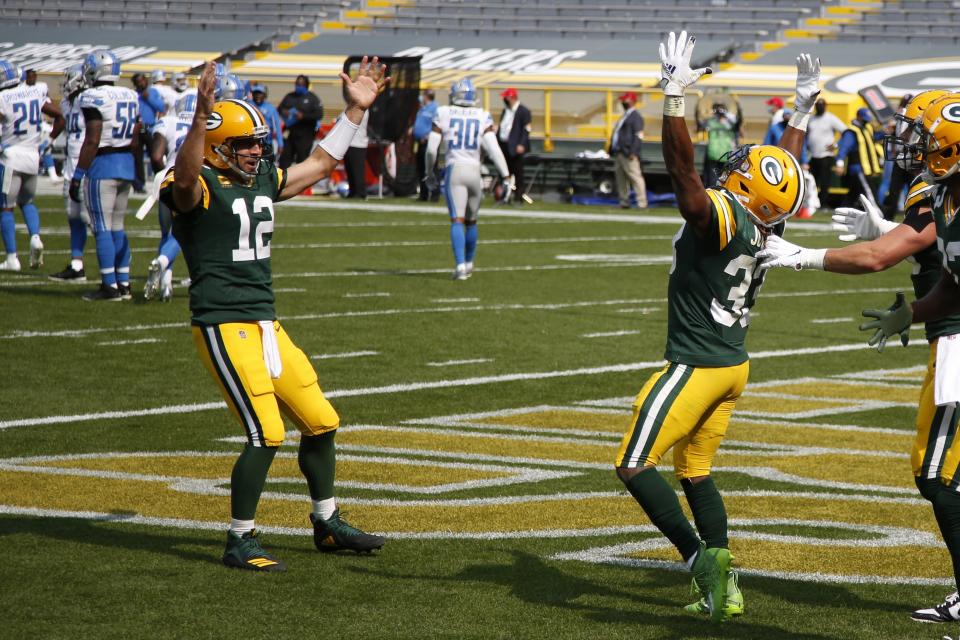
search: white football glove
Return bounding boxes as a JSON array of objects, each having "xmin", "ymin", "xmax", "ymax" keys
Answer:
[
  {"xmin": 659, "ymin": 31, "xmax": 712, "ymax": 97},
  {"xmin": 832, "ymin": 194, "xmax": 899, "ymax": 242},
  {"xmin": 757, "ymin": 234, "xmax": 826, "ymax": 271},
  {"xmin": 793, "ymin": 53, "xmax": 821, "ymax": 114}
]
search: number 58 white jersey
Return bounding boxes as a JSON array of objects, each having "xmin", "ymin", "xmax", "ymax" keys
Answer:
[
  {"xmin": 78, "ymin": 85, "xmax": 139, "ymax": 149},
  {"xmin": 433, "ymin": 105, "xmax": 493, "ymax": 166}
]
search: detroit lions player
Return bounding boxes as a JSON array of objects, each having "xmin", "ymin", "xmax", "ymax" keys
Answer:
[
  {"xmin": 145, "ymin": 91, "xmax": 196, "ymax": 301},
  {"xmin": 49, "ymin": 64, "xmax": 90, "ymax": 282},
  {"xmin": 70, "ymin": 50, "xmax": 142, "ymax": 301},
  {"xmin": 424, "ymin": 78, "xmax": 510, "ymax": 280},
  {"xmin": 151, "ymin": 69, "xmax": 179, "ymax": 114},
  {"xmin": 0, "ymin": 60, "xmax": 63, "ymax": 271}
]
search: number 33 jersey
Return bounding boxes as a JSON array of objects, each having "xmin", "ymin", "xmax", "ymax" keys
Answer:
[
  {"xmin": 666, "ymin": 187, "xmax": 773, "ymax": 367},
  {"xmin": 433, "ymin": 105, "xmax": 493, "ymax": 167},
  {"xmin": 160, "ymin": 163, "xmax": 285, "ymax": 325}
]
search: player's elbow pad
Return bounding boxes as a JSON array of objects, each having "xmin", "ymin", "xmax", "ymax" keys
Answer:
[{"xmin": 481, "ymin": 131, "xmax": 509, "ymax": 177}]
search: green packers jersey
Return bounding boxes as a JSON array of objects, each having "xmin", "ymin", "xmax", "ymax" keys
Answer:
[
  {"xmin": 903, "ymin": 176, "xmax": 960, "ymax": 341},
  {"xmin": 665, "ymin": 187, "xmax": 768, "ymax": 367},
  {"xmin": 159, "ymin": 162, "xmax": 285, "ymax": 325},
  {"xmin": 931, "ymin": 182, "xmax": 960, "ymax": 286}
]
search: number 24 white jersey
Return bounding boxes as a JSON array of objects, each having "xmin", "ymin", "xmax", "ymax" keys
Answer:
[
  {"xmin": 0, "ymin": 84, "xmax": 51, "ymax": 149},
  {"xmin": 433, "ymin": 105, "xmax": 493, "ymax": 166}
]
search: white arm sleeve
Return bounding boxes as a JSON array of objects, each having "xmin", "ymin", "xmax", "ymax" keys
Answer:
[
  {"xmin": 425, "ymin": 130, "xmax": 442, "ymax": 174},
  {"xmin": 481, "ymin": 130, "xmax": 509, "ymax": 177}
]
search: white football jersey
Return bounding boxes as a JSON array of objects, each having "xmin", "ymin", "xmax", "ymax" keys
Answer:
[
  {"xmin": 153, "ymin": 113, "xmax": 192, "ymax": 169},
  {"xmin": 154, "ymin": 83, "xmax": 179, "ymax": 114},
  {"xmin": 433, "ymin": 105, "xmax": 494, "ymax": 166},
  {"xmin": 78, "ymin": 85, "xmax": 140, "ymax": 149},
  {"xmin": 0, "ymin": 84, "xmax": 51, "ymax": 173},
  {"xmin": 60, "ymin": 96, "xmax": 86, "ymax": 179}
]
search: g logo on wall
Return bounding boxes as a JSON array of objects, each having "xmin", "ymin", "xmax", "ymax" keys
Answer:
[
  {"xmin": 942, "ymin": 102, "xmax": 960, "ymax": 123},
  {"xmin": 760, "ymin": 156, "xmax": 784, "ymax": 185},
  {"xmin": 206, "ymin": 112, "xmax": 222, "ymax": 130},
  {"xmin": 829, "ymin": 59, "xmax": 960, "ymax": 95}
]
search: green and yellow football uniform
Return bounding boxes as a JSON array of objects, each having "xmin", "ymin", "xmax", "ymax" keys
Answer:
[
  {"xmin": 160, "ymin": 163, "xmax": 339, "ymax": 447},
  {"xmin": 901, "ymin": 177, "xmax": 960, "ymax": 482},
  {"xmin": 617, "ymin": 188, "xmax": 765, "ymax": 475}
]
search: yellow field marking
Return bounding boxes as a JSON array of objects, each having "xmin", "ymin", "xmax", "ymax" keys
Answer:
[
  {"xmin": 724, "ymin": 421, "xmax": 911, "ymax": 452},
  {"xmin": 735, "ymin": 395, "xmax": 853, "ymax": 416},
  {"xmin": 340, "ymin": 427, "xmax": 616, "ymax": 465},
  {"xmin": 634, "ymin": 538, "xmax": 950, "ymax": 580},
  {"xmin": 767, "ymin": 381, "xmax": 919, "ymax": 404},
  {"xmin": 477, "ymin": 409, "xmax": 626, "ymax": 434}
]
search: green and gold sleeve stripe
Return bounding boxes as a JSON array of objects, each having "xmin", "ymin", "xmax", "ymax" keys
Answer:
[{"xmin": 707, "ymin": 189, "xmax": 736, "ymax": 251}]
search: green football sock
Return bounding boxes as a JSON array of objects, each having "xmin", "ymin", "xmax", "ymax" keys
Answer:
[
  {"xmin": 917, "ymin": 476, "xmax": 950, "ymax": 541},
  {"xmin": 682, "ymin": 476, "xmax": 729, "ymax": 550},
  {"xmin": 934, "ymin": 488, "xmax": 960, "ymax": 591},
  {"xmin": 623, "ymin": 468, "xmax": 701, "ymax": 561},
  {"xmin": 298, "ymin": 431, "xmax": 337, "ymax": 501},
  {"xmin": 230, "ymin": 444, "xmax": 278, "ymax": 520}
]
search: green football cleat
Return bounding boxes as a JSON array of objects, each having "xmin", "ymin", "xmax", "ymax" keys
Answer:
[
  {"xmin": 689, "ymin": 544, "xmax": 733, "ymax": 623},
  {"xmin": 222, "ymin": 529, "xmax": 287, "ymax": 572},
  {"xmin": 684, "ymin": 570, "xmax": 744, "ymax": 618},
  {"xmin": 310, "ymin": 509, "xmax": 386, "ymax": 554}
]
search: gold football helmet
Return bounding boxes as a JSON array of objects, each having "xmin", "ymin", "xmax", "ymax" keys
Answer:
[
  {"xmin": 204, "ymin": 99, "xmax": 272, "ymax": 178},
  {"xmin": 919, "ymin": 93, "xmax": 960, "ymax": 182},
  {"xmin": 886, "ymin": 89, "xmax": 948, "ymax": 170},
  {"xmin": 719, "ymin": 144, "xmax": 805, "ymax": 228}
]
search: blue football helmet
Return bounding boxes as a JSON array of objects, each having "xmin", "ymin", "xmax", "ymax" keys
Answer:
[
  {"xmin": 0, "ymin": 59, "xmax": 21, "ymax": 90},
  {"xmin": 83, "ymin": 50, "xmax": 121, "ymax": 84},
  {"xmin": 61, "ymin": 63, "xmax": 86, "ymax": 96},
  {"xmin": 450, "ymin": 77, "xmax": 477, "ymax": 107}
]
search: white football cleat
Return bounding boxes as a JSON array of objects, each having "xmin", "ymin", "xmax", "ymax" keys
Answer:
[
  {"xmin": 28, "ymin": 235, "xmax": 43, "ymax": 269},
  {"xmin": 0, "ymin": 254, "xmax": 21, "ymax": 271},
  {"xmin": 464, "ymin": 261, "xmax": 474, "ymax": 277},
  {"xmin": 143, "ymin": 258, "xmax": 163, "ymax": 300},
  {"xmin": 452, "ymin": 263, "xmax": 469, "ymax": 280},
  {"xmin": 913, "ymin": 592, "xmax": 960, "ymax": 623},
  {"xmin": 161, "ymin": 268, "xmax": 173, "ymax": 302}
]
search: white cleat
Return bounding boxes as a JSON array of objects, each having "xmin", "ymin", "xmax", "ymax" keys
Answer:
[
  {"xmin": 143, "ymin": 258, "xmax": 163, "ymax": 300},
  {"xmin": 28, "ymin": 235, "xmax": 43, "ymax": 269},
  {"xmin": 0, "ymin": 254, "xmax": 21, "ymax": 271},
  {"xmin": 464, "ymin": 261, "xmax": 474, "ymax": 278},
  {"xmin": 452, "ymin": 263, "xmax": 469, "ymax": 280},
  {"xmin": 47, "ymin": 166, "xmax": 62, "ymax": 183},
  {"xmin": 160, "ymin": 268, "xmax": 173, "ymax": 302}
]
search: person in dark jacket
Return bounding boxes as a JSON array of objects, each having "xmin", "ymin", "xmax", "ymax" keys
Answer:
[
  {"xmin": 497, "ymin": 88, "xmax": 531, "ymax": 202},
  {"xmin": 833, "ymin": 107, "xmax": 883, "ymax": 207},
  {"xmin": 609, "ymin": 91, "xmax": 647, "ymax": 208},
  {"xmin": 278, "ymin": 74, "xmax": 324, "ymax": 168}
]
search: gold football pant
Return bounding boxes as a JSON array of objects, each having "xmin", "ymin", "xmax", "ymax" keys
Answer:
[
  {"xmin": 615, "ymin": 360, "xmax": 749, "ymax": 478},
  {"xmin": 914, "ymin": 340, "xmax": 959, "ymax": 482},
  {"xmin": 193, "ymin": 321, "xmax": 339, "ymax": 447}
]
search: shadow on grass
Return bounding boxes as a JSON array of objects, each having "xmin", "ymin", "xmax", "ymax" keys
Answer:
[
  {"xmin": 0, "ymin": 513, "xmax": 219, "ymax": 565},
  {"xmin": 347, "ymin": 549, "xmax": 844, "ymax": 639}
]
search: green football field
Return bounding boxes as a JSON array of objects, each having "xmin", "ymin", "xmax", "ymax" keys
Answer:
[{"xmin": 0, "ymin": 194, "xmax": 951, "ymax": 639}]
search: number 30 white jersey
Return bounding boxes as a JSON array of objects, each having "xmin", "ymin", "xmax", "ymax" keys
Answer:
[
  {"xmin": 78, "ymin": 85, "xmax": 139, "ymax": 149},
  {"xmin": 433, "ymin": 105, "xmax": 493, "ymax": 167},
  {"xmin": 0, "ymin": 84, "xmax": 52, "ymax": 174}
]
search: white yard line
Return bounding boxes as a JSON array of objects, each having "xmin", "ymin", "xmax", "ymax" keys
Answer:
[
  {"xmin": 96, "ymin": 338, "xmax": 164, "ymax": 347},
  {"xmin": 582, "ymin": 330, "xmax": 642, "ymax": 338},
  {"xmin": 0, "ymin": 339, "xmax": 921, "ymax": 430},
  {"xmin": 310, "ymin": 350, "xmax": 380, "ymax": 360},
  {"xmin": 811, "ymin": 317, "xmax": 854, "ymax": 324},
  {"xmin": 426, "ymin": 358, "xmax": 493, "ymax": 367},
  {"xmin": 343, "ymin": 292, "xmax": 391, "ymax": 298}
]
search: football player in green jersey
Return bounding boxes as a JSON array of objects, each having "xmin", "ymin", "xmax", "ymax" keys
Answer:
[
  {"xmin": 159, "ymin": 58, "xmax": 388, "ymax": 572},
  {"xmin": 857, "ymin": 92, "xmax": 960, "ymax": 622},
  {"xmin": 757, "ymin": 89, "xmax": 960, "ymax": 623},
  {"xmin": 613, "ymin": 31, "xmax": 818, "ymax": 622}
]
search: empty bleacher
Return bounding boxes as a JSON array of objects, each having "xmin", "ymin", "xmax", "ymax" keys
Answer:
[{"xmin": 831, "ymin": 3, "xmax": 960, "ymax": 44}]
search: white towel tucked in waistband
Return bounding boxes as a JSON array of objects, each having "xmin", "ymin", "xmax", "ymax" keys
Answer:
[
  {"xmin": 935, "ymin": 333, "xmax": 960, "ymax": 406},
  {"xmin": 259, "ymin": 320, "xmax": 282, "ymax": 379}
]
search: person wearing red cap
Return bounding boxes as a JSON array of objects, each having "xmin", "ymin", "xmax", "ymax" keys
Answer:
[
  {"xmin": 765, "ymin": 96, "xmax": 785, "ymax": 126},
  {"xmin": 608, "ymin": 91, "xmax": 648, "ymax": 208},
  {"xmin": 497, "ymin": 87, "xmax": 531, "ymax": 202}
]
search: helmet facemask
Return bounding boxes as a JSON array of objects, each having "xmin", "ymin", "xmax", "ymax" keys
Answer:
[{"xmin": 214, "ymin": 130, "xmax": 273, "ymax": 179}]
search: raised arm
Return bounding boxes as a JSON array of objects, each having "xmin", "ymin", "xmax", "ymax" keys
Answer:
[
  {"xmin": 171, "ymin": 61, "xmax": 217, "ymax": 213},
  {"xmin": 279, "ymin": 56, "xmax": 387, "ymax": 200},
  {"xmin": 658, "ymin": 31, "xmax": 713, "ymax": 235},
  {"xmin": 778, "ymin": 54, "xmax": 820, "ymax": 161}
]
